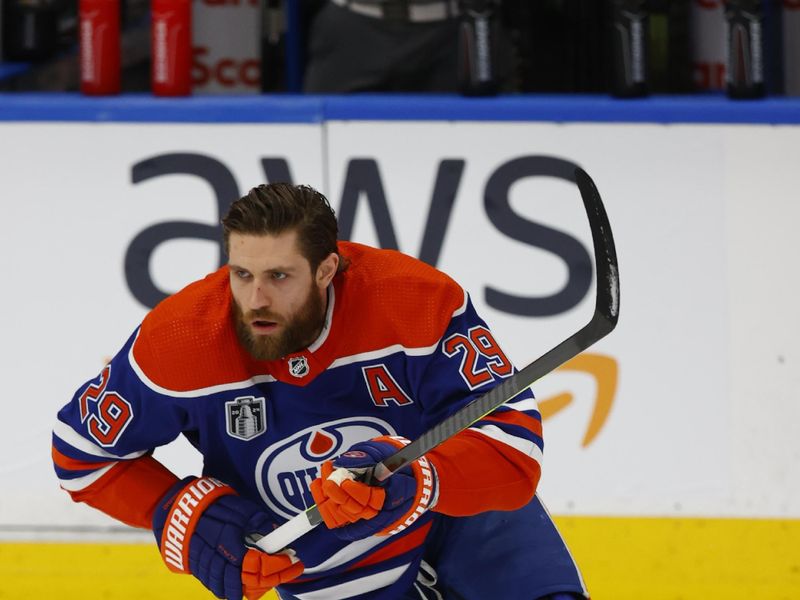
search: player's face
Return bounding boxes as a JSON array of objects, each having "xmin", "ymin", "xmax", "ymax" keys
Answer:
[{"xmin": 228, "ymin": 230, "xmax": 338, "ymax": 361}]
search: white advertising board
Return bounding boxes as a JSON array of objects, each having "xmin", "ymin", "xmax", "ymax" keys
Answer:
[{"xmin": 0, "ymin": 119, "xmax": 798, "ymax": 533}]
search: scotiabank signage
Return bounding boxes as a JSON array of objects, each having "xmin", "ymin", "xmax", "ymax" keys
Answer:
[{"xmin": 192, "ymin": 0, "xmax": 260, "ymax": 93}]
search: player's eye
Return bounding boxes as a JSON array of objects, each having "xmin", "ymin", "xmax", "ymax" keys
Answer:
[
  {"xmin": 271, "ymin": 272, "xmax": 287, "ymax": 280},
  {"xmin": 235, "ymin": 270, "xmax": 251, "ymax": 280}
]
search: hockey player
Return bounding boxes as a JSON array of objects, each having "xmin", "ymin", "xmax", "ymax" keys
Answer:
[{"xmin": 52, "ymin": 183, "xmax": 588, "ymax": 599}]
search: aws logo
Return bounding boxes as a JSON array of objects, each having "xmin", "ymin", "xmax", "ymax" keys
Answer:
[
  {"xmin": 254, "ymin": 417, "xmax": 396, "ymax": 519},
  {"xmin": 539, "ymin": 352, "xmax": 618, "ymax": 447}
]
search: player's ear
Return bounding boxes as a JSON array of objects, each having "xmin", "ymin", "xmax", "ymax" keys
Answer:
[{"xmin": 316, "ymin": 252, "xmax": 339, "ymax": 288}]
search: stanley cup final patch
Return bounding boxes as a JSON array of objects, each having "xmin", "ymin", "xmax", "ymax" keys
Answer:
[
  {"xmin": 225, "ymin": 396, "xmax": 267, "ymax": 441},
  {"xmin": 288, "ymin": 356, "xmax": 309, "ymax": 378}
]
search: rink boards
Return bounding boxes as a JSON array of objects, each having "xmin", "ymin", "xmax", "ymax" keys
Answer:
[
  {"xmin": 0, "ymin": 95, "xmax": 798, "ymax": 598},
  {"xmin": 3, "ymin": 516, "xmax": 799, "ymax": 599}
]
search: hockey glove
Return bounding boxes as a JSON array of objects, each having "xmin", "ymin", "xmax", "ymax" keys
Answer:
[
  {"xmin": 309, "ymin": 436, "xmax": 438, "ymax": 541},
  {"xmin": 241, "ymin": 548, "xmax": 304, "ymax": 600},
  {"xmin": 152, "ymin": 476, "xmax": 304, "ymax": 600}
]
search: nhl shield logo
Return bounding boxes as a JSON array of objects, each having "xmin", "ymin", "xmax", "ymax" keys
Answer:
[
  {"xmin": 288, "ymin": 356, "xmax": 309, "ymax": 378},
  {"xmin": 225, "ymin": 396, "xmax": 266, "ymax": 441}
]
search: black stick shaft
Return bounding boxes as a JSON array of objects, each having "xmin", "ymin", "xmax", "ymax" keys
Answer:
[{"xmin": 249, "ymin": 166, "xmax": 620, "ymax": 550}]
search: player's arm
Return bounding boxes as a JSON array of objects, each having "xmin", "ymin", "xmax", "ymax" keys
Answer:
[
  {"xmin": 51, "ymin": 335, "xmax": 182, "ymax": 528},
  {"xmin": 311, "ymin": 295, "xmax": 543, "ymax": 538},
  {"xmin": 419, "ymin": 298, "xmax": 543, "ymax": 516},
  {"xmin": 52, "ymin": 329, "xmax": 302, "ymax": 599}
]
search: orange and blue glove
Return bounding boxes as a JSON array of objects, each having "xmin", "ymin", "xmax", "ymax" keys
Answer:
[
  {"xmin": 152, "ymin": 476, "xmax": 304, "ymax": 599},
  {"xmin": 241, "ymin": 549, "xmax": 304, "ymax": 600},
  {"xmin": 309, "ymin": 436, "xmax": 439, "ymax": 541}
]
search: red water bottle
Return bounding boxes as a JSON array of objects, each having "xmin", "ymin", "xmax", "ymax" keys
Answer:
[
  {"xmin": 151, "ymin": 0, "xmax": 192, "ymax": 96},
  {"xmin": 79, "ymin": 0, "xmax": 121, "ymax": 95}
]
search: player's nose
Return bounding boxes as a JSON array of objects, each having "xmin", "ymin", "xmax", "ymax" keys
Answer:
[{"xmin": 248, "ymin": 283, "xmax": 272, "ymax": 311}]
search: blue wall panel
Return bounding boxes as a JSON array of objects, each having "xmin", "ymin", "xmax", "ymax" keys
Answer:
[{"xmin": 0, "ymin": 93, "xmax": 798, "ymax": 124}]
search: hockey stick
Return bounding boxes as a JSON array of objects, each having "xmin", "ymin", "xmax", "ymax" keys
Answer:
[{"xmin": 246, "ymin": 166, "xmax": 619, "ymax": 554}]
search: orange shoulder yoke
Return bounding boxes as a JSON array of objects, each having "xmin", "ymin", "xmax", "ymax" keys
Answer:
[
  {"xmin": 334, "ymin": 242, "xmax": 467, "ymax": 354},
  {"xmin": 131, "ymin": 268, "xmax": 256, "ymax": 393}
]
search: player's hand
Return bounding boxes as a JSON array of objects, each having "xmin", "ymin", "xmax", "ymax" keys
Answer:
[
  {"xmin": 309, "ymin": 436, "xmax": 438, "ymax": 541},
  {"xmin": 241, "ymin": 548, "xmax": 304, "ymax": 600},
  {"xmin": 152, "ymin": 476, "xmax": 303, "ymax": 599}
]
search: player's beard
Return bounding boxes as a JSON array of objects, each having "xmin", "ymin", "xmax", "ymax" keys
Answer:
[{"xmin": 233, "ymin": 283, "xmax": 326, "ymax": 361}]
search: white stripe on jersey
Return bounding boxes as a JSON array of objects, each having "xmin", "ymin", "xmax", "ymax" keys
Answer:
[
  {"xmin": 328, "ymin": 289, "xmax": 469, "ymax": 371},
  {"xmin": 504, "ymin": 396, "xmax": 539, "ymax": 413},
  {"xmin": 469, "ymin": 424, "xmax": 544, "ymax": 463},
  {"xmin": 453, "ymin": 289, "xmax": 469, "ymax": 317},
  {"xmin": 127, "ymin": 328, "xmax": 277, "ymax": 398},
  {"xmin": 328, "ymin": 342, "xmax": 440, "ymax": 370},
  {"xmin": 53, "ymin": 419, "xmax": 147, "ymax": 460},
  {"xmin": 58, "ymin": 463, "xmax": 115, "ymax": 491},
  {"xmin": 293, "ymin": 563, "xmax": 412, "ymax": 600},
  {"xmin": 301, "ymin": 536, "xmax": 386, "ymax": 575}
]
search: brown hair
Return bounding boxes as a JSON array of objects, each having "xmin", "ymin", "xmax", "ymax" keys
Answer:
[{"xmin": 222, "ymin": 183, "xmax": 348, "ymax": 273}]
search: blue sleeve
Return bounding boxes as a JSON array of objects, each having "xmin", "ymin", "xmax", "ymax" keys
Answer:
[{"xmin": 52, "ymin": 327, "xmax": 191, "ymax": 495}]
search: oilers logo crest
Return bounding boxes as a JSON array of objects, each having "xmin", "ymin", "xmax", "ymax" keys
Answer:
[
  {"xmin": 225, "ymin": 396, "xmax": 266, "ymax": 441},
  {"xmin": 255, "ymin": 417, "xmax": 395, "ymax": 519}
]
